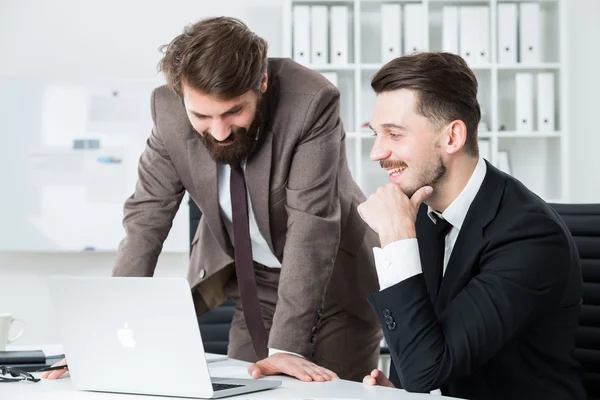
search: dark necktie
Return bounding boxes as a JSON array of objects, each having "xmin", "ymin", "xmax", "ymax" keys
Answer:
[
  {"xmin": 430, "ymin": 215, "xmax": 453, "ymax": 297},
  {"xmin": 229, "ymin": 163, "xmax": 268, "ymax": 360}
]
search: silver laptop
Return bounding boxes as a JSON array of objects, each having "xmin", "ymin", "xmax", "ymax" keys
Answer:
[{"xmin": 47, "ymin": 277, "xmax": 281, "ymax": 398}]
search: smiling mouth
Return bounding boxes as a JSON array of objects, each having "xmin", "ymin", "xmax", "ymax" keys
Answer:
[
  {"xmin": 386, "ymin": 166, "xmax": 407, "ymax": 177},
  {"xmin": 216, "ymin": 134, "xmax": 235, "ymax": 147}
]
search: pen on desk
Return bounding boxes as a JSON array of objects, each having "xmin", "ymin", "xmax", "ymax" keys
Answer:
[{"xmin": 37, "ymin": 365, "xmax": 69, "ymax": 372}]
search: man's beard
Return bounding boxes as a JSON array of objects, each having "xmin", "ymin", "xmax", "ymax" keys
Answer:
[
  {"xmin": 380, "ymin": 150, "xmax": 447, "ymax": 198},
  {"xmin": 198, "ymin": 100, "xmax": 262, "ymax": 165}
]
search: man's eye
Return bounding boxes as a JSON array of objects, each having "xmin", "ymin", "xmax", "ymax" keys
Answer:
[
  {"xmin": 227, "ymin": 109, "xmax": 242, "ymax": 116},
  {"xmin": 390, "ymin": 132, "xmax": 400, "ymax": 138}
]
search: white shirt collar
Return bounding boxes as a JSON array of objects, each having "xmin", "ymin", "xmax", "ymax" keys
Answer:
[{"xmin": 428, "ymin": 157, "xmax": 487, "ymax": 229}]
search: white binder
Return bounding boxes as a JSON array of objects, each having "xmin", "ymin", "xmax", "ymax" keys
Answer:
[
  {"xmin": 474, "ymin": 6, "xmax": 490, "ymax": 64},
  {"xmin": 460, "ymin": 7, "xmax": 490, "ymax": 65},
  {"xmin": 330, "ymin": 6, "xmax": 349, "ymax": 65},
  {"xmin": 459, "ymin": 7, "xmax": 477, "ymax": 65},
  {"xmin": 537, "ymin": 73, "xmax": 555, "ymax": 132},
  {"xmin": 293, "ymin": 5, "xmax": 310, "ymax": 65},
  {"xmin": 310, "ymin": 5, "xmax": 329, "ymax": 64},
  {"xmin": 515, "ymin": 73, "xmax": 534, "ymax": 131},
  {"xmin": 442, "ymin": 6, "xmax": 459, "ymax": 55},
  {"xmin": 381, "ymin": 3, "xmax": 402, "ymax": 62},
  {"xmin": 497, "ymin": 3, "xmax": 518, "ymax": 64},
  {"xmin": 519, "ymin": 3, "xmax": 540, "ymax": 63},
  {"xmin": 404, "ymin": 4, "xmax": 425, "ymax": 55},
  {"xmin": 478, "ymin": 139, "xmax": 491, "ymax": 162}
]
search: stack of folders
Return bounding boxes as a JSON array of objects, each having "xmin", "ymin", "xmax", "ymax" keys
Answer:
[
  {"xmin": 292, "ymin": 5, "xmax": 349, "ymax": 66},
  {"xmin": 497, "ymin": 3, "xmax": 541, "ymax": 64},
  {"xmin": 380, "ymin": 3, "xmax": 425, "ymax": 63},
  {"xmin": 441, "ymin": 3, "xmax": 541, "ymax": 65},
  {"xmin": 515, "ymin": 72, "xmax": 555, "ymax": 133},
  {"xmin": 441, "ymin": 6, "xmax": 491, "ymax": 65}
]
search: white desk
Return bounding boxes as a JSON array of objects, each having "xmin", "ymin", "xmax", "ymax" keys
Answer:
[{"xmin": 3, "ymin": 345, "xmax": 461, "ymax": 400}]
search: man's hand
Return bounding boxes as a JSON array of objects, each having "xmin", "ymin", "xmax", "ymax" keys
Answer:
[
  {"xmin": 362, "ymin": 369, "xmax": 395, "ymax": 388},
  {"xmin": 247, "ymin": 353, "xmax": 338, "ymax": 382},
  {"xmin": 40, "ymin": 358, "xmax": 68, "ymax": 380},
  {"xmin": 357, "ymin": 184, "xmax": 432, "ymax": 247}
]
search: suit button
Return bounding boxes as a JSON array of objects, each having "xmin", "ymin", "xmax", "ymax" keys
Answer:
[
  {"xmin": 317, "ymin": 307, "xmax": 324, "ymax": 317},
  {"xmin": 309, "ymin": 335, "xmax": 315, "ymax": 344},
  {"xmin": 388, "ymin": 322, "xmax": 396, "ymax": 331},
  {"xmin": 383, "ymin": 309, "xmax": 391, "ymax": 317},
  {"xmin": 200, "ymin": 269, "xmax": 206, "ymax": 279},
  {"xmin": 312, "ymin": 326, "xmax": 318, "ymax": 334},
  {"xmin": 384, "ymin": 315, "xmax": 393, "ymax": 325}
]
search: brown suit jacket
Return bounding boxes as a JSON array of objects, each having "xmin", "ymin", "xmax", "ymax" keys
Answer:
[{"xmin": 113, "ymin": 58, "xmax": 379, "ymax": 356}]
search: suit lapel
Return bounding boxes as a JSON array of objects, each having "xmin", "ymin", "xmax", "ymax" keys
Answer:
[
  {"xmin": 246, "ymin": 131, "xmax": 274, "ymax": 253},
  {"xmin": 435, "ymin": 162, "xmax": 506, "ymax": 311},
  {"xmin": 187, "ymin": 133, "xmax": 233, "ymax": 257}
]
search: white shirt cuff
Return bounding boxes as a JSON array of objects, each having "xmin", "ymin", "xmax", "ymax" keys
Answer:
[
  {"xmin": 373, "ymin": 239, "xmax": 422, "ymax": 291},
  {"xmin": 268, "ymin": 348, "xmax": 305, "ymax": 359}
]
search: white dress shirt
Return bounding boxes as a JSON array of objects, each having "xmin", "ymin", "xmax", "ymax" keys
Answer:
[
  {"xmin": 218, "ymin": 162, "xmax": 302, "ymax": 358},
  {"xmin": 218, "ymin": 162, "xmax": 281, "ymax": 268},
  {"xmin": 373, "ymin": 157, "xmax": 487, "ymax": 394}
]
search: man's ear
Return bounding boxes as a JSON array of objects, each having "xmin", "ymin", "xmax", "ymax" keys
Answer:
[
  {"xmin": 260, "ymin": 73, "xmax": 268, "ymax": 94},
  {"xmin": 444, "ymin": 120, "xmax": 468, "ymax": 155}
]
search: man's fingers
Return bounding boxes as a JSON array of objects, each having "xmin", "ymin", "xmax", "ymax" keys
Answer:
[
  {"xmin": 41, "ymin": 359, "xmax": 68, "ymax": 380},
  {"xmin": 247, "ymin": 364, "xmax": 262, "ymax": 379},
  {"xmin": 322, "ymin": 367, "xmax": 338, "ymax": 380},
  {"xmin": 363, "ymin": 375, "xmax": 377, "ymax": 386},
  {"xmin": 411, "ymin": 186, "xmax": 433, "ymax": 209}
]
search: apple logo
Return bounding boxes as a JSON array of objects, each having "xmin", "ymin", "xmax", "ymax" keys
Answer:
[{"xmin": 117, "ymin": 323, "xmax": 137, "ymax": 348}]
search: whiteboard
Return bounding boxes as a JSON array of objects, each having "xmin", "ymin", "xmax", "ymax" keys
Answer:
[{"xmin": 0, "ymin": 76, "xmax": 189, "ymax": 252}]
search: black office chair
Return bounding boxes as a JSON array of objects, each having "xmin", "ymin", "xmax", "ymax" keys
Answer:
[
  {"xmin": 190, "ymin": 198, "xmax": 235, "ymax": 355},
  {"xmin": 551, "ymin": 203, "xmax": 600, "ymax": 399}
]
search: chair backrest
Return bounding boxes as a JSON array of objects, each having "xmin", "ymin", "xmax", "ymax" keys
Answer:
[
  {"xmin": 550, "ymin": 203, "xmax": 600, "ymax": 399},
  {"xmin": 189, "ymin": 199, "xmax": 235, "ymax": 355}
]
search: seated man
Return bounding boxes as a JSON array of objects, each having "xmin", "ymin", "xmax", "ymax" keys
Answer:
[{"xmin": 358, "ymin": 52, "xmax": 585, "ymax": 399}]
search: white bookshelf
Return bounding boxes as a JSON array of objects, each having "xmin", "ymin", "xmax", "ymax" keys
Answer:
[{"xmin": 283, "ymin": 0, "xmax": 568, "ymax": 203}]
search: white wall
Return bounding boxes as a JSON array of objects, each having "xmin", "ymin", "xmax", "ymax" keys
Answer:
[
  {"xmin": 0, "ymin": 0, "xmax": 283, "ymax": 346},
  {"xmin": 566, "ymin": 0, "xmax": 600, "ymax": 203},
  {"xmin": 0, "ymin": 0, "xmax": 599, "ymax": 347}
]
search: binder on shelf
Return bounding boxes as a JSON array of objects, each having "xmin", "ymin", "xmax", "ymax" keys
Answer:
[
  {"xmin": 475, "ymin": 6, "xmax": 490, "ymax": 64},
  {"xmin": 404, "ymin": 4, "xmax": 425, "ymax": 55},
  {"xmin": 460, "ymin": 6, "xmax": 490, "ymax": 65},
  {"xmin": 310, "ymin": 5, "xmax": 329, "ymax": 64},
  {"xmin": 515, "ymin": 73, "xmax": 534, "ymax": 131},
  {"xmin": 459, "ymin": 7, "xmax": 477, "ymax": 65},
  {"xmin": 497, "ymin": 3, "xmax": 518, "ymax": 64},
  {"xmin": 330, "ymin": 5, "xmax": 349, "ymax": 65},
  {"xmin": 381, "ymin": 3, "xmax": 402, "ymax": 63},
  {"xmin": 442, "ymin": 6, "xmax": 459, "ymax": 55},
  {"xmin": 537, "ymin": 72, "xmax": 555, "ymax": 132},
  {"xmin": 519, "ymin": 3, "xmax": 540, "ymax": 63},
  {"xmin": 497, "ymin": 151, "xmax": 512, "ymax": 175},
  {"xmin": 478, "ymin": 139, "xmax": 491, "ymax": 162},
  {"xmin": 292, "ymin": 5, "xmax": 310, "ymax": 65}
]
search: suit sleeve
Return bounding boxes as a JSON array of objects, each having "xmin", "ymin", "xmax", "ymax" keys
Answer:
[
  {"xmin": 368, "ymin": 213, "xmax": 573, "ymax": 392},
  {"xmin": 268, "ymin": 85, "xmax": 343, "ymax": 356},
  {"xmin": 112, "ymin": 89, "xmax": 185, "ymax": 277}
]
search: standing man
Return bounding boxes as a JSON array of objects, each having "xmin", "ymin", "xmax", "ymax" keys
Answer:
[
  {"xmin": 358, "ymin": 52, "xmax": 585, "ymax": 398},
  {"xmin": 43, "ymin": 17, "xmax": 381, "ymax": 382}
]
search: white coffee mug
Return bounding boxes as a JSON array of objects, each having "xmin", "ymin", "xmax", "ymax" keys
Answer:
[{"xmin": 0, "ymin": 313, "xmax": 26, "ymax": 351}]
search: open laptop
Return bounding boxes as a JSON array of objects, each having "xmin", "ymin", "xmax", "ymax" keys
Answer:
[{"xmin": 47, "ymin": 277, "xmax": 281, "ymax": 398}]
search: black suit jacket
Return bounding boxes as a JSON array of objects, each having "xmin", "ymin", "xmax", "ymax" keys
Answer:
[{"xmin": 369, "ymin": 162, "xmax": 585, "ymax": 399}]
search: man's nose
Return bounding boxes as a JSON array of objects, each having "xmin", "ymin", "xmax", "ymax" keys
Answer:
[
  {"xmin": 370, "ymin": 135, "xmax": 392, "ymax": 161},
  {"xmin": 210, "ymin": 119, "xmax": 232, "ymax": 141}
]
